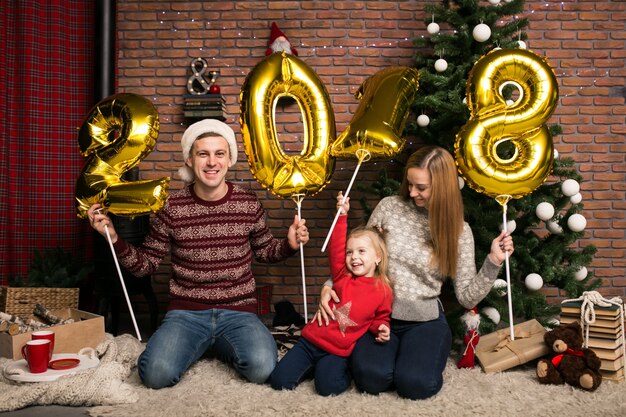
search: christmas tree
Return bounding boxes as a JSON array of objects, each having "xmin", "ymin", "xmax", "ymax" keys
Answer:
[{"xmin": 360, "ymin": 0, "xmax": 598, "ymax": 343}]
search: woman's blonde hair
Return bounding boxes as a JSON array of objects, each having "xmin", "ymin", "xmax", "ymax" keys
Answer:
[
  {"xmin": 399, "ymin": 145, "xmax": 464, "ymax": 278},
  {"xmin": 348, "ymin": 226, "xmax": 392, "ymax": 289}
]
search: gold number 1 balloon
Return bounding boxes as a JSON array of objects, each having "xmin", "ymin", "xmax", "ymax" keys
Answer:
[
  {"xmin": 454, "ymin": 48, "xmax": 559, "ymax": 199},
  {"xmin": 75, "ymin": 93, "xmax": 170, "ymax": 218},
  {"xmin": 240, "ymin": 52, "xmax": 335, "ymax": 198}
]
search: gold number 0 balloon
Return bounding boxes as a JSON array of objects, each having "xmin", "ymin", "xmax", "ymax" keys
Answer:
[
  {"xmin": 454, "ymin": 49, "xmax": 559, "ymax": 199},
  {"xmin": 75, "ymin": 93, "xmax": 170, "ymax": 218},
  {"xmin": 240, "ymin": 52, "xmax": 335, "ymax": 198},
  {"xmin": 331, "ymin": 66, "xmax": 419, "ymax": 160}
]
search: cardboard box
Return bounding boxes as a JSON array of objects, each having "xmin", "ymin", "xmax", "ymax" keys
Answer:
[
  {"xmin": 0, "ymin": 308, "xmax": 105, "ymax": 360},
  {"xmin": 475, "ymin": 319, "xmax": 550, "ymax": 373}
]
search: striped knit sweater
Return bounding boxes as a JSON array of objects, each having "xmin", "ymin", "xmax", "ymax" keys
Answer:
[{"xmin": 113, "ymin": 182, "xmax": 296, "ymax": 313}]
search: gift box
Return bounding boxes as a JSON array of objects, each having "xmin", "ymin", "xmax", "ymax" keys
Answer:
[
  {"xmin": 0, "ymin": 308, "xmax": 105, "ymax": 360},
  {"xmin": 475, "ymin": 319, "xmax": 550, "ymax": 373}
]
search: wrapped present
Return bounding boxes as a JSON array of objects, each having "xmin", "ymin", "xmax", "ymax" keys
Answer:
[{"xmin": 475, "ymin": 319, "xmax": 550, "ymax": 373}]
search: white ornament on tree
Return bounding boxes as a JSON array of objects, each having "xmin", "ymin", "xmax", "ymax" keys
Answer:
[
  {"xmin": 506, "ymin": 99, "xmax": 515, "ymax": 106},
  {"xmin": 525, "ymin": 273, "xmax": 544, "ymax": 291},
  {"xmin": 561, "ymin": 179, "xmax": 580, "ymax": 197},
  {"xmin": 416, "ymin": 114, "xmax": 430, "ymax": 127},
  {"xmin": 570, "ymin": 193, "xmax": 582, "ymax": 204},
  {"xmin": 458, "ymin": 176, "xmax": 465, "ymax": 190},
  {"xmin": 481, "ymin": 307, "xmax": 500, "ymax": 325},
  {"xmin": 535, "ymin": 202, "xmax": 555, "ymax": 221},
  {"xmin": 554, "ymin": 149, "xmax": 559, "ymax": 159},
  {"xmin": 492, "ymin": 279, "xmax": 507, "ymax": 296},
  {"xmin": 434, "ymin": 58, "xmax": 448, "ymax": 72},
  {"xmin": 574, "ymin": 266, "xmax": 588, "ymax": 281},
  {"xmin": 546, "ymin": 220, "xmax": 563, "ymax": 235},
  {"xmin": 518, "ymin": 40, "xmax": 527, "ymax": 49},
  {"xmin": 499, "ymin": 220, "xmax": 517, "ymax": 234},
  {"xmin": 567, "ymin": 213, "xmax": 587, "ymax": 232},
  {"xmin": 472, "ymin": 23, "xmax": 491, "ymax": 42},
  {"xmin": 427, "ymin": 22, "xmax": 440, "ymax": 35},
  {"xmin": 488, "ymin": 0, "xmax": 501, "ymax": 4}
]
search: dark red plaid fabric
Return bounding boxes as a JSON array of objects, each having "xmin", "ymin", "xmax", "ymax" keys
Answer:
[
  {"xmin": 256, "ymin": 284, "xmax": 273, "ymax": 316},
  {"xmin": 0, "ymin": 1, "xmax": 96, "ymax": 283}
]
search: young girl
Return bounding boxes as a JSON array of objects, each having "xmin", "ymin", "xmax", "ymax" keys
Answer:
[{"xmin": 269, "ymin": 192, "xmax": 393, "ymax": 396}]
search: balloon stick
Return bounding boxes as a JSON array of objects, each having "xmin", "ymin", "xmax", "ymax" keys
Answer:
[
  {"xmin": 496, "ymin": 194, "xmax": 514, "ymax": 340},
  {"xmin": 96, "ymin": 209, "xmax": 142, "ymax": 341},
  {"xmin": 292, "ymin": 194, "xmax": 308, "ymax": 320},
  {"xmin": 321, "ymin": 149, "xmax": 371, "ymax": 252}
]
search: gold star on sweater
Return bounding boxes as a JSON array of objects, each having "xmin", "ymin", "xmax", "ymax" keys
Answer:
[{"xmin": 333, "ymin": 301, "xmax": 358, "ymax": 336}]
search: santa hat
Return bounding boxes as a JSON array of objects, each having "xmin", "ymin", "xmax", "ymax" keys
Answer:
[
  {"xmin": 265, "ymin": 22, "xmax": 298, "ymax": 56},
  {"xmin": 177, "ymin": 119, "xmax": 238, "ymax": 183}
]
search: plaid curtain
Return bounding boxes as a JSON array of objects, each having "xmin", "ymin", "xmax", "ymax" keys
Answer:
[{"xmin": 0, "ymin": 0, "xmax": 96, "ymax": 284}]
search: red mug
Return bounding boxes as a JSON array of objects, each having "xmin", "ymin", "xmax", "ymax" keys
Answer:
[
  {"xmin": 31, "ymin": 330, "xmax": 55, "ymax": 360},
  {"xmin": 21, "ymin": 339, "xmax": 51, "ymax": 373}
]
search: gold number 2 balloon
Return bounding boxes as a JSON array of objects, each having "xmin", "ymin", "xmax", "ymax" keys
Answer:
[
  {"xmin": 75, "ymin": 93, "xmax": 170, "ymax": 218},
  {"xmin": 331, "ymin": 66, "xmax": 419, "ymax": 161},
  {"xmin": 239, "ymin": 52, "xmax": 336, "ymax": 198},
  {"xmin": 454, "ymin": 48, "xmax": 559, "ymax": 199}
]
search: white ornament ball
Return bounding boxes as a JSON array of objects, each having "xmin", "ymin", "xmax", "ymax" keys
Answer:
[
  {"xmin": 535, "ymin": 202, "xmax": 555, "ymax": 221},
  {"xmin": 499, "ymin": 220, "xmax": 517, "ymax": 234},
  {"xmin": 525, "ymin": 273, "xmax": 544, "ymax": 291},
  {"xmin": 462, "ymin": 97, "xmax": 467, "ymax": 104},
  {"xmin": 416, "ymin": 114, "xmax": 430, "ymax": 127},
  {"xmin": 574, "ymin": 266, "xmax": 588, "ymax": 281},
  {"xmin": 434, "ymin": 58, "xmax": 448, "ymax": 72},
  {"xmin": 546, "ymin": 220, "xmax": 563, "ymax": 235},
  {"xmin": 518, "ymin": 40, "xmax": 527, "ymax": 49},
  {"xmin": 481, "ymin": 307, "xmax": 500, "ymax": 325},
  {"xmin": 561, "ymin": 179, "xmax": 580, "ymax": 197},
  {"xmin": 554, "ymin": 149, "xmax": 559, "ymax": 159},
  {"xmin": 570, "ymin": 193, "xmax": 582, "ymax": 204},
  {"xmin": 567, "ymin": 213, "xmax": 587, "ymax": 232},
  {"xmin": 493, "ymin": 279, "xmax": 508, "ymax": 296},
  {"xmin": 427, "ymin": 22, "xmax": 440, "ymax": 35},
  {"xmin": 472, "ymin": 23, "xmax": 491, "ymax": 42},
  {"xmin": 458, "ymin": 176, "xmax": 465, "ymax": 190},
  {"xmin": 488, "ymin": 0, "xmax": 501, "ymax": 4},
  {"xmin": 506, "ymin": 99, "xmax": 515, "ymax": 106}
]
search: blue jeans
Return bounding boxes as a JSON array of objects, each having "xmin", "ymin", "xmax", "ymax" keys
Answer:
[
  {"xmin": 269, "ymin": 338, "xmax": 351, "ymax": 396},
  {"xmin": 351, "ymin": 307, "xmax": 452, "ymax": 400},
  {"xmin": 138, "ymin": 309, "xmax": 277, "ymax": 389}
]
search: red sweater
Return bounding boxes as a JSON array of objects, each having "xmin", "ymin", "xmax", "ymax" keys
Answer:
[
  {"xmin": 113, "ymin": 182, "xmax": 296, "ymax": 313},
  {"xmin": 302, "ymin": 215, "xmax": 392, "ymax": 357}
]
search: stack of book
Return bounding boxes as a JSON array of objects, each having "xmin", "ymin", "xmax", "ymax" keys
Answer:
[
  {"xmin": 560, "ymin": 301, "xmax": 625, "ymax": 383},
  {"xmin": 183, "ymin": 94, "xmax": 226, "ymax": 120}
]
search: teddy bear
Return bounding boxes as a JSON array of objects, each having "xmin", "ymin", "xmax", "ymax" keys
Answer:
[{"xmin": 536, "ymin": 321, "xmax": 602, "ymax": 391}]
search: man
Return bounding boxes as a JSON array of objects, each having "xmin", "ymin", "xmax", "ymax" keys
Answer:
[{"xmin": 87, "ymin": 119, "xmax": 309, "ymax": 389}]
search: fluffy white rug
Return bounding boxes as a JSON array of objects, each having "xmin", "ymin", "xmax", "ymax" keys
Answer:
[{"xmin": 88, "ymin": 354, "xmax": 625, "ymax": 417}]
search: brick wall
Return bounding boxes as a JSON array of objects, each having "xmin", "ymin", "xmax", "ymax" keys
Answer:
[{"xmin": 115, "ymin": 0, "xmax": 625, "ymax": 316}]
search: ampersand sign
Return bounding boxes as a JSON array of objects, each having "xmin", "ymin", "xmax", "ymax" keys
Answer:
[
  {"xmin": 454, "ymin": 48, "xmax": 559, "ymax": 199},
  {"xmin": 75, "ymin": 93, "xmax": 170, "ymax": 218},
  {"xmin": 239, "ymin": 52, "xmax": 335, "ymax": 198}
]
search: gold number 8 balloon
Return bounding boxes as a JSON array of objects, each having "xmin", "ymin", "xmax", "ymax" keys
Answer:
[
  {"xmin": 75, "ymin": 93, "xmax": 170, "ymax": 218},
  {"xmin": 454, "ymin": 48, "xmax": 559, "ymax": 200},
  {"xmin": 239, "ymin": 52, "xmax": 335, "ymax": 199}
]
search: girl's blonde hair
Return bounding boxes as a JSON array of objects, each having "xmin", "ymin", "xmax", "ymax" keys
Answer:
[
  {"xmin": 348, "ymin": 226, "xmax": 392, "ymax": 289},
  {"xmin": 399, "ymin": 145, "xmax": 464, "ymax": 278}
]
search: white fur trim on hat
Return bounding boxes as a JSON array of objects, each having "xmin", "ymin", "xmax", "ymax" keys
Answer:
[{"xmin": 177, "ymin": 119, "xmax": 238, "ymax": 183}]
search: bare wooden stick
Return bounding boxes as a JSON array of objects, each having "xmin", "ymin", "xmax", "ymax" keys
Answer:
[{"xmin": 33, "ymin": 304, "xmax": 64, "ymax": 324}]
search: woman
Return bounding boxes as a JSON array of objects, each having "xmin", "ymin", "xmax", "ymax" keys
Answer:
[{"xmin": 315, "ymin": 145, "xmax": 514, "ymax": 400}]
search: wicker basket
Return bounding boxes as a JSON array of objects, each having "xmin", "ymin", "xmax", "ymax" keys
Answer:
[{"xmin": 0, "ymin": 286, "xmax": 79, "ymax": 316}]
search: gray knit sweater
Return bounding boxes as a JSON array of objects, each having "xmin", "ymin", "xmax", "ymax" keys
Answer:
[{"xmin": 367, "ymin": 195, "xmax": 501, "ymax": 322}]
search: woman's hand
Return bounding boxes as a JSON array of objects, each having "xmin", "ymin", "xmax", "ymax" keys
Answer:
[
  {"xmin": 311, "ymin": 285, "xmax": 340, "ymax": 326},
  {"xmin": 488, "ymin": 231, "xmax": 514, "ymax": 266}
]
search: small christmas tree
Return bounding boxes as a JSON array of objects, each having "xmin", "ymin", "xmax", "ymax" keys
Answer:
[{"xmin": 360, "ymin": 0, "xmax": 598, "ymax": 343}]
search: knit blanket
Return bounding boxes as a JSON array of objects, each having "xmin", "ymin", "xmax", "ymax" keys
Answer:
[{"xmin": 0, "ymin": 334, "xmax": 144, "ymax": 412}]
